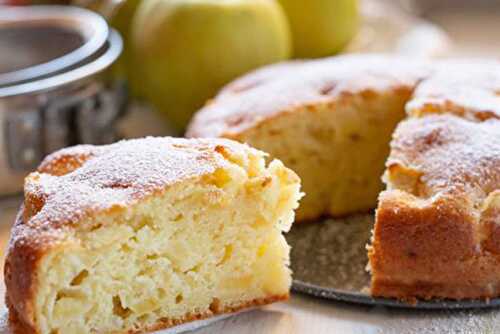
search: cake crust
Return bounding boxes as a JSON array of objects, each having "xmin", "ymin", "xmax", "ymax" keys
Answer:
[
  {"xmin": 370, "ymin": 113, "xmax": 500, "ymax": 300},
  {"xmin": 371, "ymin": 60, "xmax": 500, "ymax": 298},
  {"xmin": 187, "ymin": 54, "xmax": 431, "ymax": 139}
]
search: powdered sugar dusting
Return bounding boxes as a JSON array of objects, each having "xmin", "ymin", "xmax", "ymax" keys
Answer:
[
  {"xmin": 187, "ymin": 54, "xmax": 432, "ymax": 138},
  {"xmin": 389, "ymin": 115, "xmax": 500, "ymax": 202},
  {"xmin": 408, "ymin": 60, "xmax": 500, "ymax": 120},
  {"xmin": 15, "ymin": 137, "xmax": 256, "ymax": 242}
]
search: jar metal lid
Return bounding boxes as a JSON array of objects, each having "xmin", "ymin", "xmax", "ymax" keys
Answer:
[
  {"xmin": 0, "ymin": 5, "xmax": 125, "ymax": 196},
  {"xmin": 0, "ymin": 5, "xmax": 118, "ymax": 96}
]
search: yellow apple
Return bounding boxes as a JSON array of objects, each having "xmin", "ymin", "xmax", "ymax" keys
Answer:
[
  {"xmin": 131, "ymin": 0, "xmax": 291, "ymax": 131},
  {"xmin": 277, "ymin": 0, "xmax": 359, "ymax": 58},
  {"xmin": 106, "ymin": 0, "xmax": 145, "ymax": 97},
  {"xmin": 74, "ymin": 0, "xmax": 145, "ymax": 97}
]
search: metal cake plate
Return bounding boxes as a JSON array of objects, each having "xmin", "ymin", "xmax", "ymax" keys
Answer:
[{"xmin": 286, "ymin": 213, "xmax": 500, "ymax": 309}]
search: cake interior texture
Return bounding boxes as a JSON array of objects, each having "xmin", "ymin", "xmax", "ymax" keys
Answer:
[
  {"xmin": 238, "ymin": 88, "xmax": 412, "ymax": 221},
  {"xmin": 7, "ymin": 139, "xmax": 301, "ymax": 333},
  {"xmin": 186, "ymin": 55, "xmax": 429, "ymax": 222}
]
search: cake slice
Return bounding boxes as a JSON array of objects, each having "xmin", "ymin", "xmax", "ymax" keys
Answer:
[
  {"xmin": 187, "ymin": 55, "xmax": 431, "ymax": 221},
  {"xmin": 4, "ymin": 137, "xmax": 302, "ymax": 333},
  {"xmin": 369, "ymin": 63, "xmax": 500, "ymax": 300}
]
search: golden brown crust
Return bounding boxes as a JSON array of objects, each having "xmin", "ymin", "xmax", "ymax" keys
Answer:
[
  {"xmin": 369, "ymin": 191, "xmax": 491, "ymax": 300},
  {"xmin": 370, "ymin": 114, "xmax": 500, "ymax": 300},
  {"xmin": 4, "ymin": 137, "xmax": 265, "ymax": 331},
  {"xmin": 377, "ymin": 67, "xmax": 500, "ymax": 300},
  {"xmin": 186, "ymin": 54, "xmax": 432, "ymax": 138},
  {"xmin": 407, "ymin": 59, "xmax": 500, "ymax": 121},
  {"xmin": 137, "ymin": 294, "xmax": 288, "ymax": 334},
  {"xmin": 36, "ymin": 145, "xmax": 97, "ymax": 176},
  {"xmin": 6, "ymin": 294, "xmax": 288, "ymax": 334},
  {"xmin": 4, "ymin": 207, "xmax": 55, "ymax": 331}
]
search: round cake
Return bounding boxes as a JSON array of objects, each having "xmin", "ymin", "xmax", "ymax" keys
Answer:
[{"xmin": 187, "ymin": 54, "xmax": 500, "ymax": 300}]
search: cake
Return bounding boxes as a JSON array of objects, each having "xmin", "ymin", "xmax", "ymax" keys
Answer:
[
  {"xmin": 4, "ymin": 137, "xmax": 302, "ymax": 333},
  {"xmin": 187, "ymin": 55, "xmax": 431, "ymax": 221},
  {"xmin": 369, "ymin": 63, "xmax": 500, "ymax": 300},
  {"xmin": 369, "ymin": 114, "xmax": 500, "ymax": 300},
  {"xmin": 187, "ymin": 54, "xmax": 500, "ymax": 301}
]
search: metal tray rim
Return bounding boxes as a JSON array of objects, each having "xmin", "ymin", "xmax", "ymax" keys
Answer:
[{"xmin": 292, "ymin": 280, "xmax": 500, "ymax": 309}]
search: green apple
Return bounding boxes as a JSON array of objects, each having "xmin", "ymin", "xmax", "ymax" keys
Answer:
[
  {"xmin": 106, "ymin": 0, "xmax": 145, "ymax": 97},
  {"xmin": 131, "ymin": 0, "xmax": 291, "ymax": 131},
  {"xmin": 277, "ymin": 0, "xmax": 359, "ymax": 58},
  {"xmin": 74, "ymin": 0, "xmax": 145, "ymax": 97}
]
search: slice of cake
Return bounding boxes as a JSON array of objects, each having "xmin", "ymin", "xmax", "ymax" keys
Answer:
[
  {"xmin": 369, "ymin": 63, "xmax": 500, "ymax": 300},
  {"xmin": 187, "ymin": 55, "xmax": 431, "ymax": 221},
  {"xmin": 4, "ymin": 137, "xmax": 302, "ymax": 333}
]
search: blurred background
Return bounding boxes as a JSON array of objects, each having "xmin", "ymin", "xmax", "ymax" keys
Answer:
[{"xmin": 0, "ymin": 0, "xmax": 498, "ymax": 200}]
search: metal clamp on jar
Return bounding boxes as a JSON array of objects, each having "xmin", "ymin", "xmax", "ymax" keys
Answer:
[{"xmin": 0, "ymin": 5, "xmax": 125, "ymax": 195}]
